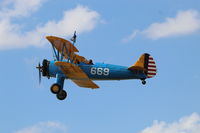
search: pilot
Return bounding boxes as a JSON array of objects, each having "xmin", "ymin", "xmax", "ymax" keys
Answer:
[
  {"xmin": 76, "ymin": 60, "xmax": 80, "ymax": 64},
  {"xmin": 89, "ymin": 59, "xmax": 93, "ymax": 65}
]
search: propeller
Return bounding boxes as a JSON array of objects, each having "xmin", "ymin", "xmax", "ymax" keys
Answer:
[{"xmin": 36, "ymin": 62, "xmax": 42, "ymax": 84}]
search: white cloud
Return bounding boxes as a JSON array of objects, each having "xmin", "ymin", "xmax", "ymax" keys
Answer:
[
  {"xmin": 0, "ymin": 1, "xmax": 101, "ymax": 50},
  {"xmin": 122, "ymin": 30, "xmax": 139, "ymax": 43},
  {"xmin": 14, "ymin": 121, "xmax": 67, "ymax": 133},
  {"xmin": 37, "ymin": 5, "xmax": 100, "ymax": 36},
  {"xmin": 143, "ymin": 10, "xmax": 200, "ymax": 39},
  {"xmin": 0, "ymin": 0, "xmax": 46, "ymax": 50},
  {"xmin": 0, "ymin": 0, "xmax": 46, "ymax": 18},
  {"xmin": 123, "ymin": 10, "xmax": 200, "ymax": 42},
  {"xmin": 139, "ymin": 113, "xmax": 200, "ymax": 133},
  {"xmin": 0, "ymin": 19, "xmax": 42, "ymax": 49}
]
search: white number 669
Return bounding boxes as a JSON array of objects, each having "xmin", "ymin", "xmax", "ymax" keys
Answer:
[{"xmin": 90, "ymin": 67, "xmax": 109, "ymax": 76}]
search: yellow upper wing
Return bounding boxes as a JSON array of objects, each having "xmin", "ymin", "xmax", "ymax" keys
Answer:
[
  {"xmin": 46, "ymin": 36, "xmax": 91, "ymax": 64},
  {"xmin": 46, "ymin": 36, "xmax": 79, "ymax": 53},
  {"xmin": 55, "ymin": 61, "xmax": 99, "ymax": 89}
]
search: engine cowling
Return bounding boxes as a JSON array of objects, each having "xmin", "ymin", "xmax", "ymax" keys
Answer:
[{"xmin": 42, "ymin": 59, "xmax": 50, "ymax": 77}]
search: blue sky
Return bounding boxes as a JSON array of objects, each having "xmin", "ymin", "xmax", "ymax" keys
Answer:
[{"xmin": 0, "ymin": 0, "xmax": 200, "ymax": 133}]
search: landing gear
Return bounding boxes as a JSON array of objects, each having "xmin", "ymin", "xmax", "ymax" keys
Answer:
[
  {"xmin": 51, "ymin": 74, "xmax": 67, "ymax": 100},
  {"xmin": 56, "ymin": 90, "xmax": 67, "ymax": 100},
  {"xmin": 142, "ymin": 80, "xmax": 146, "ymax": 85},
  {"xmin": 50, "ymin": 83, "xmax": 61, "ymax": 94},
  {"xmin": 50, "ymin": 83, "xmax": 67, "ymax": 100}
]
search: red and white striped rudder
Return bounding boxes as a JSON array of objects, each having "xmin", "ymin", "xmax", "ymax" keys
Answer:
[
  {"xmin": 146, "ymin": 55, "xmax": 157, "ymax": 78},
  {"xmin": 128, "ymin": 53, "xmax": 157, "ymax": 79}
]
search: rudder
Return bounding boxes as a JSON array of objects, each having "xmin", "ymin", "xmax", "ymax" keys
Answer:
[
  {"xmin": 128, "ymin": 53, "xmax": 157, "ymax": 78},
  {"xmin": 146, "ymin": 54, "xmax": 157, "ymax": 78}
]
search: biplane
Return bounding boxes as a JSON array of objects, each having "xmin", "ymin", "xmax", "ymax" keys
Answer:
[{"xmin": 36, "ymin": 32, "xmax": 157, "ymax": 100}]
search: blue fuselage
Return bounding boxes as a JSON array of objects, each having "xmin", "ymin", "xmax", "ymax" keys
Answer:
[{"xmin": 48, "ymin": 61, "xmax": 147, "ymax": 80}]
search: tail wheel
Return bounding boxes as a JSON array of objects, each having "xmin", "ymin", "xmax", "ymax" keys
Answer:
[
  {"xmin": 50, "ymin": 84, "xmax": 61, "ymax": 94},
  {"xmin": 56, "ymin": 90, "xmax": 67, "ymax": 100},
  {"xmin": 142, "ymin": 80, "xmax": 146, "ymax": 85}
]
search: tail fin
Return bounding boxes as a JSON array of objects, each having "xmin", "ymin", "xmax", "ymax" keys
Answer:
[{"xmin": 128, "ymin": 53, "xmax": 157, "ymax": 78}]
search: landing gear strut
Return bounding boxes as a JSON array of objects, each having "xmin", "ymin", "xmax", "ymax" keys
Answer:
[{"xmin": 50, "ymin": 74, "xmax": 67, "ymax": 100}]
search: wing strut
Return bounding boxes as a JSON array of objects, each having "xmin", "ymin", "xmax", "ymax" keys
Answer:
[
  {"xmin": 51, "ymin": 41, "xmax": 66, "ymax": 61},
  {"xmin": 60, "ymin": 43, "xmax": 65, "ymax": 61},
  {"xmin": 51, "ymin": 43, "xmax": 59, "ymax": 61},
  {"xmin": 46, "ymin": 35, "xmax": 91, "ymax": 64}
]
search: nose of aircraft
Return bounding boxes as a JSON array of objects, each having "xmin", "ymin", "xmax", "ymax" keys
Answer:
[
  {"xmin": 36, "ymin": 59, "xmax": 50, "ymax": 84},
  {"xmin": 41, "ymin": 59, "xmax": 50, "ymax": 77}
]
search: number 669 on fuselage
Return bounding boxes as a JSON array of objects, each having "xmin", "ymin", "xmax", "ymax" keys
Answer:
[{"xmin": 36, "ymin": 34, "xmax": 157, "ymax": 100}]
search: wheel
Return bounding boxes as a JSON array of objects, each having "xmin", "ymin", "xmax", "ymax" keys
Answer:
[
  {"xmin": 142, "ymin": 80, "xmax": 146, "ymax": 85},
  {"xmin": 50, "ymin": 84, "xmax": 61, "ymax": 94},
  {"xmin": 56, "ymin": 90, "xmax": 67, "ymax": 100}
]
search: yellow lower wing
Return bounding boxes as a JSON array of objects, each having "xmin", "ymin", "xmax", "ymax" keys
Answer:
[{"xmin": 55, "ymin": 61, "xmax": 99, "ymax": 89}]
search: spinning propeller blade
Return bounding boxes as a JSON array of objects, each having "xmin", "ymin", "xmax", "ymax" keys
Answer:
[{"xmin": 36, "ymin": 63, "xmax": 42, "ymax": 84}]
